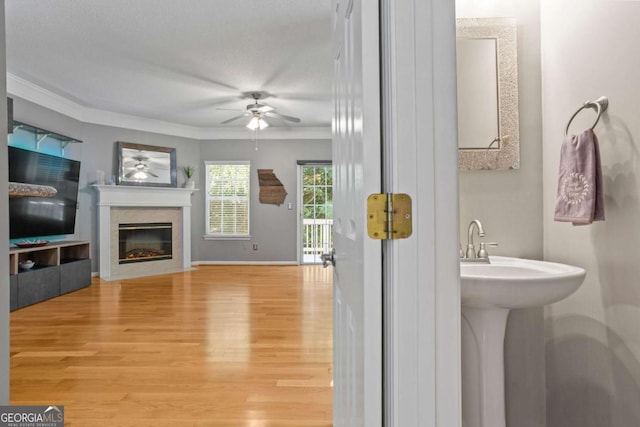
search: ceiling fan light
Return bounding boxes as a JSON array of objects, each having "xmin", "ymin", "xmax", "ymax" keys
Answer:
[
  {"xmin": 133, "ymin": 171, "xmax": 148, "ymax": 180},
  {"xmin": 246, "ymin": 116, "xmax": 260, "ymax": 130},
  {"xmin": 258, "ymin": 118, "xmax": 269, "ymax": 130}
]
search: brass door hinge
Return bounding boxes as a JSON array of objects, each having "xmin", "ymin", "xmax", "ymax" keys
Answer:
[{"xmin": 367, "ymin": 193, "xmax": 412, "ymax": 240}]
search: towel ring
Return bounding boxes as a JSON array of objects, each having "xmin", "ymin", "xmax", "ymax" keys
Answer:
[{"xmin": 565, "ymin": 96, "xmax": 609, "ymax": 136}]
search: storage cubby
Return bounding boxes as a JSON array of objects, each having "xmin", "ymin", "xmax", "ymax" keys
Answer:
[
  {"xmin": 8, "ymin": 241, "xmax": 91, "ymax": 311},
  {"xmin": 17, "ymin": 247, "xmax": 58, "ymax": 269},
  {"xmin": 60, "ymin": 242, "xmax": 90, "ymax": 263}
]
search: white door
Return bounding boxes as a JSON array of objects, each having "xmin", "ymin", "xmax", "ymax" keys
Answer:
[
  {"xmin": 331, "ymin": 0, "xmax": 382, "ymax": 426},
  {"xmin": 298, "ymin": 164, "xmax": 333, "ymax": 264}
]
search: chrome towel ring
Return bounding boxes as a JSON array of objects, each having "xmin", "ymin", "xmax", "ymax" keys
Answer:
[{"xmin": 565, "ymin": 96, "xmax": 609, "ymax": 136}]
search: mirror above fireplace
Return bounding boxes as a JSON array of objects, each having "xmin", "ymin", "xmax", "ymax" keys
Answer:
[{"xmin": 117, "ymin": 141, "xmax": 177, "ymax": 187}]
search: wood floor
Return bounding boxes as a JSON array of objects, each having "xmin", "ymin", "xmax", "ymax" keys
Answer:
[{"xmin": 10, "ymin": 265, "xmax": 333, "ymax": 426}]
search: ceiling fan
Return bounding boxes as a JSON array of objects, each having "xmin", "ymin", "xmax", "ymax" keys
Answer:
[
  {"xmin": 218, "ymin": 92, "xmax": 301, "ymax": 129},
  {"xmin": 124, "ymin": 155, "xmax": 158, "ymax": 179}
]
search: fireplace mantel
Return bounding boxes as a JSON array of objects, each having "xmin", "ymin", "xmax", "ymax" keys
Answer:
[
  {"xmin": 94, "ymin": 185, "xmax": 198, "ymax": 280},
  {"xmin": 94, "ymin": 185, "xmax": 196, "ymax": 207}
]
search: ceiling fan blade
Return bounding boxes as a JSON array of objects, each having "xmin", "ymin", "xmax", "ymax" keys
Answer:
[
  {"xmin": 216, "ymin": 107, "xmax": 245, "ymax": 111},
  {"xmin": 272, "ymin": 93, "xmax": 331, "ymax": 102},
  {"xmin": 204, "ymin": 96, "xmax": 246, "ymax": 108},
  {"xmin": 177, "ymin": 96, "xmax": 246, "ymax": 113},
  {"xmin": 147, "ymin": 171, "xmax": 159, "ymax": 178},
  {"xmin": 255, "ymin": 104, "xmax": 274, "ymax": 113},
  {"xmin": 125, "ymin": 171, "xmax": 136, "ymax": 178},
  {"xmin": 221, "ymin": 114, "xmax": 248, "ymax": 124},
  {"xmin": 265, "ymin": 111, "xmax": 301, "ymax": 123}
]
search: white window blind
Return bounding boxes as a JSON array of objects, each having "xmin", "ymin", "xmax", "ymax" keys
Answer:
[{"xmin": 205, "ymin": 161, "xmax": 250, "ymax": 237}]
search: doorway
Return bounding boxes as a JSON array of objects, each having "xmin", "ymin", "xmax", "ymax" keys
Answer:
[{"xmin": 298, "ymin": 163, "xmax": 333, "ymax": 264}]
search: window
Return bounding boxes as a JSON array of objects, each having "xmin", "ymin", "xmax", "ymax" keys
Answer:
[{"xmin": 205, "ymin": 161, "xmax": 250, "ymax": 238}]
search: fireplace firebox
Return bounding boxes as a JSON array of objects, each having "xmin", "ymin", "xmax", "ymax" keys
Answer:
[{"xmin": 118, "ymin": 222, "xmax": 172, "ymax": 264}]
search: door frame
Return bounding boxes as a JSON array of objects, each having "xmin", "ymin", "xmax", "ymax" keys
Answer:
[
  {"xmin": 380, "ymin": 0, "xmax": 460, "ymax": 425},
  {"xmin": 296, "ymin": 161, "xmax": 333, "ymax": 265},
  {"xmin": 0, "ymin": 0, "xmax": 8, "ymax": 402}
]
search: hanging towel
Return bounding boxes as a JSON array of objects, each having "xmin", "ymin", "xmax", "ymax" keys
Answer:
[{"xmin": 554, "ymin": 128, "xmax": 604, "ymax": 225}]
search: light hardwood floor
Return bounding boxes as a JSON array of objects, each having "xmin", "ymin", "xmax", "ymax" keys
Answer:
[{"xmin": 10, "ymin": 265, "xmax": 333, "ymax": 426}]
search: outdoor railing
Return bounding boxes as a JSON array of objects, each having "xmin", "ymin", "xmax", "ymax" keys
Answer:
[{"xmin": 303, "ymin": 218, "xmax": 333, "ymax": 259}]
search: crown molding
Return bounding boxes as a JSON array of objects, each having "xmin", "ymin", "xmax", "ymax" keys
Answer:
[
  {"xmin": 8, "ymin": 73, "xmax": 85, "ymax": 120},
  {"xmin": 7, "ymin": 73, "xmax": 332, "ymax": 140}
]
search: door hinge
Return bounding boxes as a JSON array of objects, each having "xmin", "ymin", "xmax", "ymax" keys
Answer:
[{"xmin": 367, "ymin": 193, "xmax": 412, "ymax": 240}]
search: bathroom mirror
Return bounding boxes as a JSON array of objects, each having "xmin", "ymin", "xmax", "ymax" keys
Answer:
[{"xmin": 457, "ymin": 18, "xmax": 520, "ymax": 170}]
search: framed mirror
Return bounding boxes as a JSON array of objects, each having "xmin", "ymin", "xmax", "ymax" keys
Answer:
[
  {"xmin": 457, "ymin": 18, "xmax": 520, "ymax": 170},
  {"xmin": 117, "ymin": 141, "xmax": 177, "ymax": 187}
]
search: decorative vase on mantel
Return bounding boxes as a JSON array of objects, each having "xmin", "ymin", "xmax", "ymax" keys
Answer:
[{"xmin": 182, "ymin": 166, "xmax": 195, "ymax": 189}]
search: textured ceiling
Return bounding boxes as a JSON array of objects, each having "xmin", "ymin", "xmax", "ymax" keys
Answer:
[{"xmin": 5, "ymin": 0, "xmax": 332, "ymax": 130}]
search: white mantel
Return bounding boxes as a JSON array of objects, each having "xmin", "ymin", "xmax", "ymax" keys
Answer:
[{"xmin": 94, "ymin": 185, "xmax": 198, "ymax": 280}]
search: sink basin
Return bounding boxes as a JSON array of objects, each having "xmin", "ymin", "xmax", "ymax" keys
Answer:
[
  {"xmin": 459, "ymin": 256, "xmax": 586, "ymax": 427},
  {"xmin": 461, "ymin": 256, "xmax": 586, "ymax": 309}
]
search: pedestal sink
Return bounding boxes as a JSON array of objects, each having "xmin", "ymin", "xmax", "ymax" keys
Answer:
[{"xmin": 460, "ymin": 256, "xmax": 586, "ymax": 427}]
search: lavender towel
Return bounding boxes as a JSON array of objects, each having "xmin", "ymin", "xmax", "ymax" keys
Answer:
[{"xmin": 554, "ymin": 128, "xmax": 604, "ymax": 225}]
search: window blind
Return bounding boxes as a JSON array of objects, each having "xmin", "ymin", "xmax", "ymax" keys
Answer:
[{"xmin": 205, "ymin": 162, "xmax": 250, "ymax": 236}]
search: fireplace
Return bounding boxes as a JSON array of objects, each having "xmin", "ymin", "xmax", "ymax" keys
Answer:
[
  {"xmin": 118, "ymin": 222, "xmax": 173, "ymax": 264},
  {"xmin": 96, "ymin": 185, "xmax": 195, "ymax": 280}
]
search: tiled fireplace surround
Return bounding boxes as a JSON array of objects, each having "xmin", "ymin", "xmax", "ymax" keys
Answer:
[{"xmin": 95, "ymin": 185, "xmax": 197, "ymax": 280}]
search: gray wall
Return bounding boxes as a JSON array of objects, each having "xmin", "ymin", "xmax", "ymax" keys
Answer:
[
  {"xmin": 196, "ymin": 139, "xmax": 331, "ymax": 262},
  {"xmin": 76, "ymin": 123, "xmax": 200, "ymax": 269},
  {"xmin": 11, "ymin": 97, "xmax": 201, "ymax": 272},
  {"xmin": 541, "ymin": 2, "xmax": 640, "ymax": 426},
  {"xmin": 0, "ymin": 0, "xmax": 9, "ymax": 404},
  {"xmin": 456, "ymin": 0, "xmax": 543, "ymax": 260},
  {"xmin": 10, "ymin": 97, "xmax": 331, "ymax": 268},
  {"xmin": 457, "ymin": 1, "xmax": 545, "ymax": 426}
]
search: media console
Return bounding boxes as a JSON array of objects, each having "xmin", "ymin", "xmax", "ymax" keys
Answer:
[{"xmin": 8, "ymin": 241, "xmax": 91, "ymax": 311}]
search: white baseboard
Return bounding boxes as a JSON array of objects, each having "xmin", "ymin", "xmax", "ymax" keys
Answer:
[
  {"xmin": 99, "ymin": 267, "xmax": 197, "ymax": 282},
  {"xmin": 193, "ymin": 261, "xmax": 299, "ymax": 266},
  {"xmin": 92, "ymin": 263, "xmax": 300, "ymax": 279}
]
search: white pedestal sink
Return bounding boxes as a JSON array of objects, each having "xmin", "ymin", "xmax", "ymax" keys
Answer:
[{"xmin": 460, "ymin": 256, "xmax": 586, "ymax": 427}]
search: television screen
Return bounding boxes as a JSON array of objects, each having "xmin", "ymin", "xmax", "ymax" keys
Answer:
[{"xmin": 8, "ymin": 146, "xmax": 81, "ymax": 239}]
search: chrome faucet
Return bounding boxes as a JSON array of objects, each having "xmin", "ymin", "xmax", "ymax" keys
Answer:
[
  {"xmin": 460, "ymin": 219, "xmax": 498, "ymax": 263},
  {"xmin": 466, "ymin": 219, "xmax": 485, "ymax": 259}
]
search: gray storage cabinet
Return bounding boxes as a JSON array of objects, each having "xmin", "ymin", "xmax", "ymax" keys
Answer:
[
  {"xmin": 17, "ymin": 266, "xmax": 60, "ymax": 308},
  {"xmin": 8, "ymin": 241, "xmax": 91, "ymax": 311},
  {"xmin": 60, "ymin": 258, "xmax": 92, "ymax": 294},
  {"xmin": 9, "ymin": 275, "xmax": 17, "ymax": 311}
]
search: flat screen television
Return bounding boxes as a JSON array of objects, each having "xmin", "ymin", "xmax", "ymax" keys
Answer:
[{"xmin": 8, "ymin": 146, "xmax": 81, "ymax": 239}]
